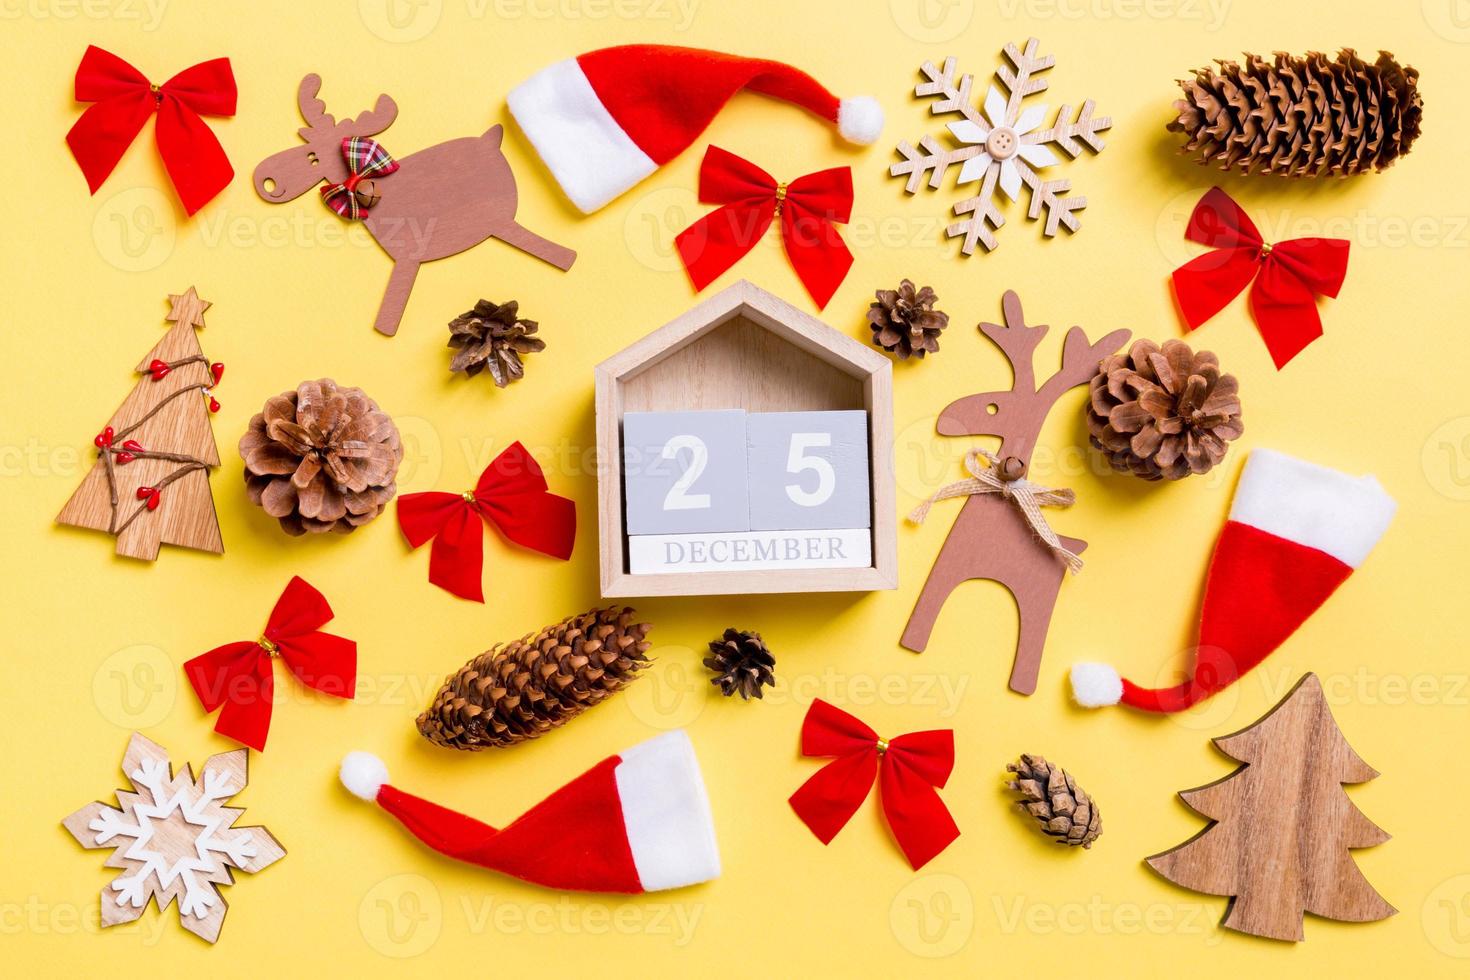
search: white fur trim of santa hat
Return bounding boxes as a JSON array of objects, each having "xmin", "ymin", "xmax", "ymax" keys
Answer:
[
  {"xmin": 614, "ymin": 730, "xmax": 722, "ymax": 891},
  {"xmin": 1226, "ymin": 448, "xmax": 1396, "ymax": 569},
  {"xmin": 506, "ymin": 58, "xmax": 658, "ymax": 214}
]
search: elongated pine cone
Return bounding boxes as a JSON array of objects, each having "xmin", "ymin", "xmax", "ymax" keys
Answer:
[
  {"xmin": 1087, "ymin": 339, "xmax": 1242, "ymax": 481},
  {"xmin": 704, "ymin": 628, "xmax": 776, "ymax": 700},
  {"xmin": 867, "ymin": 280, "xmax": 949, "ymax": 360},
  {"xmin": 1006, "ymin": 754, "xmax": 1101, "ymax": 848},
  {"xmin": 240, "ymin": 379, "xmax": 402, "ymax": 535},
  {"xmin": 416, "ymin": 607, "xmax": 652, "ymax": 750},
  {"xmin": 1169, "ymin": 49, "xmax": 1423, "ymax": 178},
  {"xmin": 448, "ymin": 298, "xmax": 545, "ymax": 387}
]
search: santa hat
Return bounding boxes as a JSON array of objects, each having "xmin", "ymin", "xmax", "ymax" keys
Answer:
[
  {"xmin": 339, "ymin": 730, "xmax": 720, "ymax": 893},
  {"xmin": 1072, "ymin": 449, "xmax": 1395, "ymax": 713},
  {"xmin": 507, "ymin": 45, "xmax": 883, "ymax": 213}
]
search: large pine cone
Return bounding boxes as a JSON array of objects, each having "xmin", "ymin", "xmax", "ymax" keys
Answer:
[
  {"xmin": 1005, "ymin": 754, "xmax": 1102, "ymax": 848},
  {"xmin": 704, "ymin": 628, "xmax": 776, "ymax": 700},
  {"xmin": 1087, "ymin": 339, "xmax": 1242, "ymax": 481},
  {"xmin": 448, "ymin": 298, "xmax": 544, "ymax": 387},
  {"xmin": 1168, "ymin": 49, "xmax": 1423, "ymax": 178},
  {"xmin": 240, "ymin": 379, "xmax": 402, "ymax": 535},
  {"xmin": 417, "ymin": 607, "xmax": 652, "ymax": 751},
  {"xmin": 867, "ymin": 280, "xmax": 949, "ymax": 360}
]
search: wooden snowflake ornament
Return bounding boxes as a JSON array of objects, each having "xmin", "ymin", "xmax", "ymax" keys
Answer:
[
  {"xmin": 891, "ymin": 39, "xmax": 1111, "ymax": 255},
  {"xmin": 62, "ymin": 733, "xmax": 284, "ymax": 944}
]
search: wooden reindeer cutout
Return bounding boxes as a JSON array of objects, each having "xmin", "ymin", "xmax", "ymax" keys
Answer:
[
  {"xmin": 252, "ymin": 75, "xmax": 576, "ymax": 336},
  {"xmin": 902, "ymin": 290, "xmax": 1128, "ymax": 694}
]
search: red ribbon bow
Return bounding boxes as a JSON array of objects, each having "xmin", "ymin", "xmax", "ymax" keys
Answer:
[
  {"xmin": 788, "ymin": 699, "xmax": 959, "ymax": 870},
  {"xmin": 183, "ymin": 577, "xmax": 356, "ymax": 751},
  {"xmin": 675, "ymin": 146, "xmax": 854, "ymax": 309},
  {"xmin": 65, "ymin": 46, "xmax": 237, "ymax": 216},
  {"xmin": 1172, "ymin": 187, "xmax": 1350, "ymax": 369},
  {"xmin": 396, "ymin": 442, "xmax": 576, "ymax": 602}
]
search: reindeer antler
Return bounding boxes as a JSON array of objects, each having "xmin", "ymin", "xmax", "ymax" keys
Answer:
[
  {"xmin": 348, "ymin": 94, "xmax": 399, "ymax": 137},
  {"xmin": 978, "ymin": 290, "xmax": 1048, "ymax": 392},
  {"xmin": 296, "ymin": 74, "xmax": 334, "ymax": 132},
  {"xmin": 1038, "ymin": 324, "xmax": 1132, "ymax": 403}
]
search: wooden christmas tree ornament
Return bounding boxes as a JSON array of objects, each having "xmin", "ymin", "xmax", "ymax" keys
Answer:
[
  {"xmin": 1147, "ymin": 673, "xmax": 1395, "ymax": 942},
  {"xmin": 57, "ymin": 288, "xmax": 224, "ymax": 560},
  {"xmin": 902, "ymin": 290, "xmax": 1128, "ymax": 695},
  {"xmin": 252, "ymin": 75, "xmax": 575, "ymax": 337},
  {"xmin": 62, "ymin": 732, "xmax": 285, "ymax": 944}
]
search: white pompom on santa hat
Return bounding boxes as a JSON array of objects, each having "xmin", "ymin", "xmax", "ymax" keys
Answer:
[
  {"xmin": 341, "ymin": 730, "xmax": 720, "ymax": 893},
  {"xmin": 507, "ymin": 45, "xmax": 884, "ymax": 213},
  {"xmin": 1072, "ymin": 449, "xmax": 1396, "ymax": 713}
]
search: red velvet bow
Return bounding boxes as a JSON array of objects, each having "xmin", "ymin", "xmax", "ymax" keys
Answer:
[
  {"xmin": 1172, "ymin": 187, "xmax": 1350, "ymax": 369},
  {"xmin": 183, "ymin": 577, "xmax": 356, "ymax": 751},
  {"xmin": 788, "ymin": 699, "xmax": 959, "ymax": 870},
  {"xmin": 66, "ymin": 45, "xmax": 236, "ymax": 216},
  {"xmin": 396, "ymin": 442, "xmax": 575, "ymax": 602},
  {"xmin": 675, "ymin": 146, "xmax": 853, "ymax": 309}
]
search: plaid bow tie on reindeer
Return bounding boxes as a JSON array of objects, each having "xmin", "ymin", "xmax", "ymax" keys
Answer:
[{"xmin": 252, "ymin": 75, "xmax": 576, "ymax": 337}]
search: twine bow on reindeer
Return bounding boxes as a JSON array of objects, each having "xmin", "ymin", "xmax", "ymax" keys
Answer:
[{"xmin": 909, "ymin": 448, "xmax": 1084, "ymax": 572}]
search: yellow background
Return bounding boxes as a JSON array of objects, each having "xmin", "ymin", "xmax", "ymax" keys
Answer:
[{"xmin": 5, "ymin": 0, "xmax": 1470, "ymax": 975}]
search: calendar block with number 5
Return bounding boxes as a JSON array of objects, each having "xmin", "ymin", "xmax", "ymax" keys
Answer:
[
  {"xmin": 747, "ymin": 411, "xmax": 870, "ymax": 531},
  {"xmin": 622, "ymin": 410, "xmax": 750, "ymax": 535}
]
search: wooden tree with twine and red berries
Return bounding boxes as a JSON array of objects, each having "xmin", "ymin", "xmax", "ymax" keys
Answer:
[{"xmin": 57, "ymin": 287, "xmax": 225, "ymax": 560}]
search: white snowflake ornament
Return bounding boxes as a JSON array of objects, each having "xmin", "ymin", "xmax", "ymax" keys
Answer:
[
  {"xmin": 63, "ymin": 732, "xmax": 285, "ymax": 943},
  {"xmin": 892, "ymin": 39, "xmax": 1111, "ymax": 255}
]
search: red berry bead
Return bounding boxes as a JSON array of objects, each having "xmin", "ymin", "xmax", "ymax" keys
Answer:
[
  {"xmin": 136, "ymin": 486, "xmax": 161, "ymax": 510},
  {"xmin": 94, "ymin": 426, "xmax": 114, "ymax": 448},
  {"xmin": 208, "ymin": 396, "xmax": 221, "ymax": 413},
  {"xmin": 211, "ymin": 362, "xmax": 225, "ymax": 385},
  {"xmin": 148, "ymin": 359, "xmax": 171, "ymax": 381}
]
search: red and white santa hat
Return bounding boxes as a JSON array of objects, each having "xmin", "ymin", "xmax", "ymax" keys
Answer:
[
  {"xmin": 507, "ymin": 44, "xmax": 884, "ymax": 213},
  {"xmin": 1071, "ymin": 449, "xmax": 1396, "ymax": 713},
  {"xmin": 340, "ymin": 730, "xmax": 720, "ymax": 893}
]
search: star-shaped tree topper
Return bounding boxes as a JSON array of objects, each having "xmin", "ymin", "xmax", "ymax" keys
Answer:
[
  {"xmin": 62, "ymin": 732, "xmax": 285, "ymax": 943},
  {"xmin": 166, "ymin": 286, "xmax": 211, "ymax": 330}
]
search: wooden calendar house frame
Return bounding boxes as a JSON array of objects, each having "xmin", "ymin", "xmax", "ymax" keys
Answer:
[{"xmin": 595, "ymin": 280, "xmax": 897, "ymax": 597}]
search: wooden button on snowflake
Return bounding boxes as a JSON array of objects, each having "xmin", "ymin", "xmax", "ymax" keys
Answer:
[
  {"xmin": 891, "ymin": 38, "xmax": 1111, "ymax": 255},
  {"xmin": 62, "ymin": 733, "xmax": 285, "ymax": 944}
]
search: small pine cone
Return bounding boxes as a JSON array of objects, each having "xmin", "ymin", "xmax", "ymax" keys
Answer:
[
  {"xmin": 1086, "ymin": 339, "xmax": 1242, "ymax": 481},
  {"xmin": 1168, "ymin": 49, "xmax": 1423, "ymax": 178},
  {"xmin": 703, "ymin": 628, "xmax": 776, "ymax": 700},
  {"xmin": 867, "ymin": 280, "xmax": 949, "ymax": 360},
  {"xmin": 239, "ymin": 379, "xmax": 402, "ymax": 535},
  {"xmin": 1005, "ymin": 754, "xmax": 1102, "ymax": 848},
  {"xmin": 416, "ymin": 607, "xmax": 653, "ymax": 750},
  {"xmin": 448, "ymin": 299, "xmax": 545, "ymax": 387}
]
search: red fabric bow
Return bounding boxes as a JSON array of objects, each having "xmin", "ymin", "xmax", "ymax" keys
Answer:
[
  {"xmin": 788, "ymin": 699, "xmax": 958, "ymax": 870},
  {"xmin": 1172, "ymin": 187, "xmax": 1350, "ymax": 369},
  {"xmin": 396, "ymin": 442, "xmax": 576, "ymax": 602},
  {"xmin": 183, "ymin": 577, "xmax": 356, "ymax": 751},
  {"xmin": 320, "ymin": 137, "xmax": 399, "ymax": 220},
  {"xmin": 675, "ymin": 146, "xmax": 853, "ymax": 309},
  {"xmin": 66, "ymin": 46, "xmax": 236, "ymax": 216}
]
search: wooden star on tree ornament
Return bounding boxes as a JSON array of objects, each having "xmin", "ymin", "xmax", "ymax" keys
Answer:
[
  {"xmin": 1146, "ymin": 674, "xmax": 1395, "ymax": 942},
  {"xmin": 62, "ymin": 733, "xmax": 285, "ymax": 944}
]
